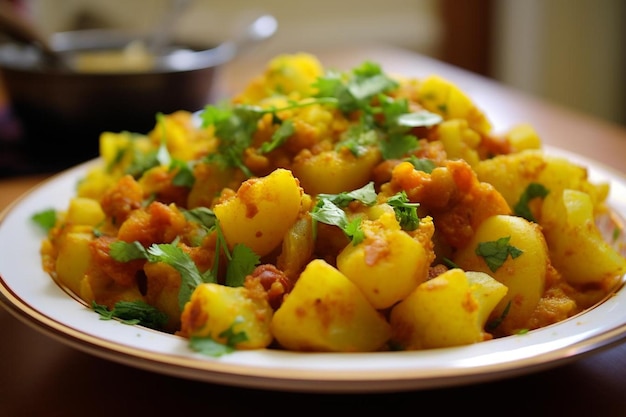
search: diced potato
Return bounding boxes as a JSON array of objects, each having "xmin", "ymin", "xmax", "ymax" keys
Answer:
[
  {"xmin": 452, "ymin": 215, "xmax": 548, "ymax": 334},
  {"xmin": 55, "ymin": 228, "xmax": 95, "ymax": 295},
  {"xmin": 179, "ymin": 282, "xmax": 274, "ymax": 349},
  {"xmin": 65, "ymin": 197, "xmax": 106, "ymax": 226},
  {"xmin": 474, "ymin": 149, "xmax": 609, "ymax": 216},
  {"xmin": 390, "ymin": 268, "xmax": 501, "ymax": 349},
  {"xmin": 276, "ymin": 216, "xmax": 315, "ymax": 281},
  {"xmin": 541, "ymin": 189, "xmax": 626, "ymax": 285},
  {"xmin": 271, "ymin": 259, "xmax": 391, "ymax": 352},
  {"xmin": 417, "ymin": 75, "xmax": 492, "ymax": 135},
  {"xmin": 505, "ymin": 123, "xmax": 541, "ymax": 151},
  {"xmin": 213, "ymin": 168, "xmax": 303, "ymax": 257},
  {"xmin": 292, "ymin": 147, "xmax": 381, "ymax": 195},
  {"xmin": 437, "ymin": 119, "xmax": 481, "ymax": 167},
  {"xmin": 336, "ymin": 212, "xmax": 430, "ymax": 309},
  {"xmin": 465, "ymin": 271, "xmax": 509, "ymax": 327}
]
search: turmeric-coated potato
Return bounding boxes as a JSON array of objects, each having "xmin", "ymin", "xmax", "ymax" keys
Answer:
[
  {"xmin": 541, "ymin": 189, "xmax": 626, "ymax": 285},
  {"xmin": 55, "ymin": 226, "xmax": 95, "ymax": 295},
  {"xmin": 271, "ymin": 259, "xmax": 391, "ymax": 352},
  {"xmin": 213, "ymin": 168, "xmax": 303, "ymax": 257},
  {"xmin": 417, "ymin": 75, "xmax": 492, "ymax": 135},
  {"xmin": 180, "ymin": 282, "xmax": 274, "ymax": 349},
  {"xmin": 390, "ymin": 268, "xmax": 505, "ymax": 349},
  {"xmin": 336, "ymin": 212, "xmax": 430, "ymax": 309},
  {"xmin": 292, "ymin": 147, "xmax": 381, "ymax": 195},
  {"xmin": 452, "ymin": 215, "xmax": 548, "ymax": 334}
]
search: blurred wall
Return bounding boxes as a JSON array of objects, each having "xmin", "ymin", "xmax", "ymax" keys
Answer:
[
  {"xmin": 21, "ymin": 0, "xmax": 626, "ymax": 126},
  {"xmin": 491, "ymin": 0, "xmax": 626, "ymax": 126},
  {"xmin": 26, "ymin": 0, "xmax": 443, "ymax": 56}
]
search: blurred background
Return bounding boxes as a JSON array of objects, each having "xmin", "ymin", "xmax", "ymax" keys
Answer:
[
  {"xmin": 1, "ymin": 0, "xmax": 625, "ymax": 175},
  {"xmin": 22, "ymin": 0, "xmax": 626, "ymax": 126}
]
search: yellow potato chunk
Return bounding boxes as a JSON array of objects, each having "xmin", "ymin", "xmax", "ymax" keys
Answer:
[
  {"xmin": 436, "ymin": 119, "xmax": 481, "ymax": 167},
  {"xmin": 271, "ymin": 259, "xmax": 392, "ymax": 352},
  {"xmin": 390, "ymin": 268, "xmax": 504, "ymax": 349},
  {"xmin": 180, "ymin": 282, "xmax": 274, "ymax": 349},
  {"xmin": 292, "ymin": 147, "xmax": 381, "ymax": 195},
  {"xmin": 213, "ymin": 168, "xmax": 303, "ymax": 257},
  {"xmin": 336, "ymin": 212, "xmax": 429, "ymax": 309},
  {"xmin": 55, "ymin": 227, "xmax": 94, "ymax": 295},
  {"xmin": 541, "ymin": 189, "xmax": 626, "ymax": 285},
  {"xmin": 452, "ymin": 215, "xmax": 548, "ymax": 334},
  {"xmin": 65, "ymin": 197, "xmax": 106, "ymax": 226},
  {"xmin": 417, "ymin": 75, "xmax": 492, "ymax": 135},
  {"xmin": 465, "ymin": 271, "xmax": 509, "ymax": 328},
  {"xmin": 474, "ymin": 149, "xmax": 609, "ymax": 216}
]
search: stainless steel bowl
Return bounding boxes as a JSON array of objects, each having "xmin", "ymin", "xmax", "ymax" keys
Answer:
[{"xmin": 0, "ymin": 16, "xmax": 276, "ymax": 166}]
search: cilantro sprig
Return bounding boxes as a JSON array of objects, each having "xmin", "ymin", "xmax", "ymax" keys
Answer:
[
  {"xmin": 386, "ymin": 191, "xmax": 420, "ymax": 231},
  {"xmin": 514, "ymin": 183, "xmax": 549, "ymax": 222},
  {"xmin": 189, "ymin": 316, "xmax": 249, "ymax": 357},
  {"xmin": 311, "ymin": 182, "xmax": 378, "ymax": 245},
  {"xmin": 475, "ymin": 236, "xmax": 523, "ymax": 272},
  {"xmin": 92, "ymin": 300, "xmax": 168, "ymax": 330},
  {"xmin": 31, "ymin": 208, "xmax": 57, "ymax": 232},
  {"xmin": 108, "ymin": 210, "xmax": 260, "ymax": 312}
]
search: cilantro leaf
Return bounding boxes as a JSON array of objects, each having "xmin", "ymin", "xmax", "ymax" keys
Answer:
[
  {"xmin": 396, "ymin": 110, "xmax": 443, "ymax": 127},
  {"xmin": 147, "ymin": 243, "xmax": 205, "ymax": 310},
  {"xmin": 225, "ymin": 244, "xmax": 261, "ymax": 287},
  {"xmin": 475, "ymin": 236, "xmax": 523, "ymax": 272},
  {"xmin": 183, "ymin": 207, "xmax": 217, "ymax": 231},
  {"xmin": 188, "ymin": 316, "xmax": 249, "ymax": 357},
  {"xmin": 514, "ymin": 182, "xmax": 549, "ymax": 222},
  {"xmin": 189, "ymin": 335, "xmax": 235, "ymax": 357},
  {"xmin": 170, "ymin": 159, "xmax": 196, "ymax": 188},
  {"xmin": 404, "ymin": 156, "xmax": 437, "ymax": 173},
  {"xmin": 259, "ymin": 119, "xmax": 295, "ymax": 153},
  {"xmin": 92, "ymin": 300, "xmax": 168, "ymax": 330},
  {"xmin": 317, "ymin": 181, "xmax": 377, "ymax": 208},
  {"xmin": 109, "ymin": 240, "xmax": 148, "ymax": 262},
  {"xmin": 386, "ymin": 191, "xmax": 420, "ymax": 231},
  {"xmin": 311, "ymin": 199, "xmax": 365, "ymax": 245},
  {"xmin": 380, "ymin": 133, "xmax": 419, "ymax": 159},
  {"xmin": 31, "ymin": 208, "xmax": 57, "ymax": 232}
]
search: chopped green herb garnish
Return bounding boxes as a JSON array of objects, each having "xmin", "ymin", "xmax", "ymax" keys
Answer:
[
  {"xmin": 311, "ymin": 198, "xmax": 365, "ymax": 245},
  {"xmin": 404, "ymin": 155, "xmax": 437, "ymax": 173},
  {"xmin": 475, "ymin": 236, "xmax": 523, "ymax": 272},
  {"xmin": 92, "ymin": 300, "xmax": 168, "ymax": 330},
  {"xmin": 317, "ymin": 181, "xmax": 377, "ymax": 208},
  {"xmin": 514, "ymin": 182, "xmax": 549, "ymax": 222},
  {"xmin": 225, "ymin": 244, "xmax": 261, "ymax": 287},
  {"xmin": 31, "ymin": 208, "xmax": 57, "ymax": 232},
  {"xmin": 386, "ymin": 191, "xmax": 420, "ymax": 231},
  {"xmin": 188, "ymin": 317, "xmax": 249, "ymax": 357},
  {"xmin": 258, "ymin": 119, "xmax": 295, "ymax": 153}
]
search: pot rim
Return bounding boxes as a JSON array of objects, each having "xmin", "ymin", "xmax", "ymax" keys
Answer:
[{"xmin": 0, "ymin": 28, "xmax": 236, "ymax": 75}]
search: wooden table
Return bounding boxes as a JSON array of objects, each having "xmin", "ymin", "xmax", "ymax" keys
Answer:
[{"xmin": 2, "ymin": 44, "xmax": 626, "ymax": 416}]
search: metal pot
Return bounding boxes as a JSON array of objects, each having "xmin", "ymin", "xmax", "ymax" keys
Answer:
[{"xmin": 0, "ymin": 15, "xmax": 277, "ymax": 167}]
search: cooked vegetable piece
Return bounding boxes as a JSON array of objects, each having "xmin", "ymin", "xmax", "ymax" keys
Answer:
[
  {"xmin": 541, "ymin": 189, "xmax": 626, "ymax": 285},
  {"xmin": 179, "ymin": 281, "xmax": 273, "ymax": 349},
  {"xmin": 293, "ymin": 147, "xmax": 381, "ymax": 195},
  {"xmin": 336, "ymin": 212, "xmax": 430, "ymax": 309},
  {"xmin": 55, "ymin": 226, "xmax": 95, "ymax": 295},
  {"xmin": 213, "ymin": 168, "xmax": 303, "ymax": 257},
  {"xmin": 390, "ymin": 268, "xmax": 506, "ymax": 349},
  {"xmin": 271, "ymin": 259, "xmax": 391, "ymax": 352},
  {"xmin": 452, "ymin": 215, "xmax": 548, "ymax": 334}
]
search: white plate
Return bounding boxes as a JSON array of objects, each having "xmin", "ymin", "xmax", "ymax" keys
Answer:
[{"xmin": 1, "ymin": 146, "xmax": 626, "ymax": 393}]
